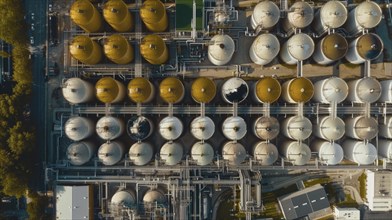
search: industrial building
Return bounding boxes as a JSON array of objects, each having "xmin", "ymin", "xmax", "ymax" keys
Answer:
[
  {"xmin": 366, "ymin": 170, "xmax": 392, "ymax": 211},
  {"xmin": 334, "ymin": 207, "xmax": 360, "ymax": 220}
]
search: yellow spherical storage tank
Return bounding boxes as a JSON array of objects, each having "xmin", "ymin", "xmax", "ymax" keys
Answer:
[
  {"xmin": 254, "ymin": 77, "xmax": 281, "ymax": 103},
  {"xmin": 128, "ymin": 77, "xmax": 155, "ymax": 103},
  {"xmin": 191, "ymin": 77, "xmax": 216, "ymax": 103},
  {"xmin": 103, "ymin": 0, "xmax": 133, "ymax": 32},
  {"xmin": 140, "ymin": 0, "xmax": 168, "ymax": 32},
  {"xmin": 140, "ymin": 34, "xmax": 168, "ymax": 65},
  {"xmin": 282, "ymin": 77, "xmax": 314, "ymax": 103},
  {"xmin": 70, "ymin": 0, "xmax": 103, "ymax": 33},
  {"xmin": 96, "ymin": 77, "xmax": 126, "ymax": 104},
  {"xmin": 69, "ymin": 35, "xmax": 102, "ymax": 65},
  {"xmin": 160, "ymin": 77, "xmax": 184, "ymax": 104},
  {"xmin": 104, "ymin": 34, "xmax": 134, "ymax": 64}
]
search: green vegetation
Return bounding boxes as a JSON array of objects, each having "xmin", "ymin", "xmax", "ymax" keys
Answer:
[
  {"xmin": 258, "ymin": 184, "xmax": 298, "ymax": 219},
  {"xmin": 358, "ymin": 172, "xmax": 367, "ymax": 199},
  {"xmin": 336, "ymin": 194, "xmax": 359, "ymax": 208},
  {"xmin": 27, "ymin": 191, "xmax": 50, "ymax": 220}
]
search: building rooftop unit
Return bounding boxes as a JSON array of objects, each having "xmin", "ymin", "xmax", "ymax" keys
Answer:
[{"xmin": 56, "ymin": 185, "xmax": 92, "ymax": 220}]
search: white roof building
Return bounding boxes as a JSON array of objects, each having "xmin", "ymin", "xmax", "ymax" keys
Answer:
[
  {"xmin": 56, "ymin": 185, "xmax": 92, "ymax": 220},
  {"xmin": 334, "ymin": 207, "xmax": 360, "ymax": 220},
  {"xmin": 366, "ymin": 170, "xmax": 392, "ymax": 211}
]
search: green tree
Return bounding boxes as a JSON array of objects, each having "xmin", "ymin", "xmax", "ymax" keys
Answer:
[
  {"xmin": 1, "ymin": 172, "xmax": 28, "ymax": 198},
  {"xmin": 7, "ymin": 121, "xmax": 34, "ymax": 157},
  {"xmin": 27, "ymin": 191, "xmax": 49, "ymax": 220}
]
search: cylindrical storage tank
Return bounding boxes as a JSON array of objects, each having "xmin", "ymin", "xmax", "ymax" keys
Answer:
[
  {"xmin": 380, "ymin": 116, "xmax": 392, "ymax": 139},
  {"xmin": 313, "ymin": 77, "xmax": 348, "ymax": 104},
  {"xmin": 140, "ymin": 34, "xmax": 168, "ymax": 65},
  {"xmin": 191, "ymin": 77, "xmax": 216, "ymax": 103},
  {"xmin": 281, "ymin": 116, "xmax": 312, "ymax": 141},
  {"xmin": 67, "ymin": 141, "xmax": 96, "ymax": 166},
  {"xmin": 254, "ymin": 77, "xmax": 281, "ymax": 103},
  {"xmin": 345, "ymin": 116, "xmax": 378, "ymax": 140},
  {"xmin": 280, "ymin": 33, "xmax": 315, "ymax": 65},
  {"xmin": 250, "ymin": 1, "xmax": 280, "ymax": 30},
  {"xmin": 98, "ymin": 141, "xmax": 125, "ymax": 165},
  {"xmin": 140, "ymin": 0, "xmax": 168, "ymax": 32},
  {"xmin": 103, "ymin": 0, "xmax": 133, "ymax": 32},
  {"xmin": 143, "ymin": 190, "xmax": 166, "ymax": 208},
  {"xmin": 103, "ymin": 34, "xmax": 134, "ymax": 64},
  {"xmin": 312, "ymin": 1, "xmax": 347, "ymax": 35},
  {"xmin": 127, "ymin": 116, "xmax": 153, "ymax": 141},
  {"xmin": 380, "ymin": 80, "xmax": 392, "ymax": 103},
  {"xmin": 221, "ymin": 77, "xmax": 249, "ymax": 104},
  {"xmin": 160, "ymin": 141, "xmax": 183, "ymax": 165},
  {"xmin": 347, "ymin": 77, "xmax": 381, "ymax": 103},
  {"xmin": 345, "ymin": 1, "xmax": 382, "ymax": 35},
  {"xmin": 96, "ymin": 116, "xmax": 125, "ymax": 141},
  {"xmin": 191, "ymin": 142, "xmax": 214, "ymax": 166},
  {"xmin": 128, "ymin": 77, "xmax": 155, "ymax": 103},
  {"xmin": 208, "ymin": 34, "xmax": 235, "ymax": 66},
  {"xmin": 159, "ymin": 116, "xmax": 183, "ymax": 140},
  {"xmin": 222, "ymin": 141, "xmax": 246, "ymax": 166},
  {"xmin": 96, "ymin": 77, "xmax": 126, "ymax": 104},
  {"xmin": 111, "ymin": 190, "xmax": 136, "ymax": 209},
  {"xmin": 313, "ymin": 33, "xmax": 348, "ymax": 65},
  {"xmin": 249, "ymin": 34, "xmax": 280, "ymax": 65},
  {"xmin": 128, "ymin": 142, "xmax": 153, "ymax": 166},
  {"xmin": 280, "ymin": 141, "xmax": 311, "ymax": 166},
  {"xmin": 378, "ymin": 139, "xmax": 392, "ymax": 160},
  {"xmin": 345, "ymin": 33, "xmax": 383, "ymax": 64},
  {"xmin": 64, "ymin": 116, "xmax": 95, "ymax": 141},
  {"xmin": 314, "ymin": 116, "xmax": 345, "ymax": 141},
  {"xmin": 191, "ymin": 116, "xmax": 215, "ymax": 140},
  {"xmin": 70, "ymin": 0, "xmax": 102, "ymax": 33},
  {"xmin": 222, "ymin": 116, "xmax": 247, "ymax": 141},
  {"xmin": 69, "ymin": 35, "xmax": 102, "ymax": 65},
  {"xmin": 283, "ymin": 1, "xmax": 314, "ymax": 35},
  {"xmin": 311, "ymin": 140, "xmax": 344, "ymax": 165},
  {"xmin": 253, "ymin": 116, "xmax": 280, "ymax": 140},
  {"xmin": 159, "ymin": 77, "xmax": 184, "ymax": 104},
  {"xmin": 62, "ymin": 78, "xmax": 95, "ymax": 104},
  {"xmin": 253, "ymin": 141, "xmax": 278, "ymax": 166},
  {"xmin": 282, "ymin": 77, "xmax": 314, "ymax": 103},
  {"xmin": 343, "ymin": 139, "xmax": 377, "ymax": 165}
]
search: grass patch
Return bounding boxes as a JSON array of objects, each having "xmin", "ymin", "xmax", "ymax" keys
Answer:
[
  {"xmin": 336, "ymin": 194, "xmax": 359, "ymax": 208},
  {"xmin": 358, "ymin": 172, "xmax": 367, "ymax": 199}
]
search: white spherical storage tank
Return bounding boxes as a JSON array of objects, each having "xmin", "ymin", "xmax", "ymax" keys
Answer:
[
  {"xmin": 313, "ymin": 116, "xmax": 345, "ymax": 141},
  {"xmin": 313, "ymin": 77, "xmax": 348, "ymax": 104},
  {"xmin": 191, "ymin": 116, "xmax": 215, "ymax": 140},
  {"xmin": 98, "ymin": 141, "xmax": 125, "ymax": 166},
  {"xmin": 253, "ymin": 141, "xmax": 278, "ymax": 166},
  {"xmin": 344, "ymin": 1, "xmax": 382, "ymax": 35},
  {"xmin": 128, "ymin": 142, "xmax": 153, "ymax": 166},
  {"xmin": 343, "ymin": 139, "xmax": 377, "ymax": 165},
  {"xmin": 160, "ymin": 141, "xmax": 183, "ymax": 165},
  {"xmin": 345, "ymin": 33, "xmax": 383, "ymax": 64},
  {"xmin": 345, "ymin": 116, "xmax": 378, "ymax": 140},
  {"xmin": 221, "ymin": 77, "xmax": 249, "ymax": 104},
  {"xmin": 253, "ymin": 116, "xmax": 280, "ymax": 140},
  {"xmin": 62, "ymin": 78, "xmax": 95, "ymax": 104},
  {"xmin": 222, "ymin": 141, "xmax": 247, "ymax": 166},
  {"xmin": 280, "ymin": 141, "xmax": 311, "ymax": 166},
  {"xmin": 208, "ymin": 34, "xmax": 235, "ymax": 66},
  {"xmin": 249, "ymin": 34, "xmax": 280, "ymax": 65},
  {"xmin": 380, "ymin": 116, "xmax": 392, "ymax": 139},
  {"xmin": 311, "ymin": 140, "xmax": 343, "ymax": 165},
  {"xmin": 378, "ymin": 139, "xmax": 392, "ymax": 160},
  {"xmin": 222, "ymin": 116, "xmax": 247, "ymax": 141},
  {"xmin": 159, "ymin": 116, "xmax": 183, "ymax": 141},
  {"xmin": 64, "ymin": 116, "xmax": 95, "ymax": 141},
  {"xmin": 380, "ymin": 80, "xmax": 392, "ymax": 103},
  {"xmin": 280, "ymin": 33, "xmax": 314, "ymax": 65},
  {"xmin": 283, "ymin": 1, "xmax": 314, "ymax": 34},
  {"xmin": 347, "ymin": 77, "xmax": 381, "ymax": 103},
  {"xmin": 96, "ymin": 116, "xmax": 125, "ymax": 141},
  {"xmin": 127, "ymin": 115, "xmax": 153, "ymax": 141},
  {"xmin": 312, "ymin": 1, "xmax": 347, "ymax": 35},
  {"xmin": 143, "ymin": 189, "xmax": 166, "ymax": 208},
  {"xmin": 111, "ymin": 190, "xmax": 136, "ymax": 209},
  {"xmin": 191, "ymin": 141, "xmax": 214, "ymax": 166},
  {"xmin": 67, "ymin": 141, "xmax": 96, "ymax": 166},
  {"xmin": 250, "ymin": 1, "xmax": 280, "ymax": 30},
  {"xmin": 312, "ymin": 33, "xmax": 348, "ymax": 65},
  {"xmin": 281, "ymin": 116, "xmax": 312, "ymax": 141}
]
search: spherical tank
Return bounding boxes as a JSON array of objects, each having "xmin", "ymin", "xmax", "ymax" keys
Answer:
[
  {"xmin": 281, "ymin": 116, "xmax": 312, "ymax": 140},
  {"xmin": 96, "ymin": 116, "xmax": 125, "ymax": 140},
  {"xmin": 67, "ymin": 141, "xmax": 96, "ymax": 166},
  {"xmin": 347, "ymin": 77, "xmax": 381, "ymax": 103},
  {"xmin": 283, "ymin": 1, "xmax": 314, "ymax": 35},
  {"xmin": 69, "ymin": 35, "xmax": 102, "ymax": 65},
  {"xmin": 128, "ymin": 77, "xmax": 155, "ymax": 103},
  {"xmin": 103, "ymin": 0, "xmax": 133, "ymax": 32},
  {"xmin": 282, "ymin": 77, "xmax": 314, "ymax": 103},
  {"xmin": 313, "ymin": 33, "xmax": 348, "ymax": 65},
  {"xmin": 345, "ymin": 1, "xmax": 382, "ymax": 35},
  {"xmin": 98, "ymin": 141, "xmax": 125, "ymax": 165},
  {"xmin": 111, "ymin": 190, "xmax": 136, "ymax": 209},
  {"xmin": 250, "ymin": 34, "xmax": 280, "ymax": 65},
  {"xmin": 253, "ymin": 141, "xmax": 278, "ymax": 165},
  {"xmin": 221, "ymin": 77, "xmax": 249, "ymax": 104},
  {"xmin": 313, "ymin": 77, "xmax": 348, "ymax": 103},
  {"xmin": 129, "ymin": 142, "xmax": 153, "ymax": 166},
  {"xmin": 378, "ymin": 139, "xmax": 392, "ymax": 160},
  {"xmin": 250, "ymin": 1, "xmax": 280, "ymax": 30},
  {"xmin": 253, "ymin": 116, "xmax": 280, "ymax": 140},
  {"xmin": 280, "ymin": 33, "xmax": 314, "ymax": 65},
  {"xmin": 222, "ymin": 141, "xmax": 246, "ymax": 166},
  {"xmin": 380, "ymin": 116, "xmax": 392, "ymax": 139},
  {"xmin": 62, "ymin": 78, "xmax": 95, "ymax": 104},
  {"xmin": 143, "ymin": 190, "xmax": 166, "ymax": 207},
  {"xmin": 96, "ymin": 77, "xmax": 126, "ymax": 104},
  {"xmin": 345, "ymin": 116, "xmax": 378, "ymax": 140},
  {"xmin": 254, "ymin": 77, "xmax": 281, "ymax": 103},
  {"xmin": 140, "ymin": 0, "xmax": 168, "ymax": 32},
  {"xmin": 208, "ymin": 34, "xmax": 235, "ymax": 66},
  {"xmin": 345, "ymin": 33, "xmax": 383, "ymax": 64},
  {"xmin": 191, "ymin": 142, "xmax": 214, "ymax": 166},
  {"xmin": 127, "ymin": 116, "xmax": 153, "ymax": 141},
  {"xmin": 64, "ymin": 116, "xmax": 95, "ymax": 141},
  {"xmin": 222, "ymin": 116, "xmax": 247, "ymax": 141},
  {"xmin": 104, "ymin": 34, "xmax": 134, "ymax": 64},
  {"xmin": 380, "ymin": 80, "xmax": 392, "ymax": 103},
  {"xmin": 160, "ymin": 141, "xmax": 183, "ymax": 165},
  {"xmin": 191, "ymin": 77, "xmax": 216, "ymax": 103},
  {"xmin": 313, "ymin": 116, "xmax": 345, "ymax": 141},
  {"xmin": 311, "ymin": 140, "xmax": 343, "ymax": 165},
  {"xmin": 159, "ymin": 77, "xmax": 184, "ymax": 104},
  {"xmin": 159, "ymin": 116, "xmax": 183, "ymax": 140},
  {"xmin": 70, "ymin": 0, "xmax": 102, "ymax": 33},
  {"xmin": 140, "ymin": 34, "xmax": 168, "ymax": 65},
  {"xmin": 191, "ymin": 116, "xmax": 215, "ymax": 140},
  {"xmin": 312, "ymin": 1, "xmax": 347, "ymax": 35},
  {"xmin": 280, "ymin": 141, "xmax": 311, "ymax": 166},
  {"xmin": 343, "ymin": 139, "xmax": 377, "ymax": 165}
]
